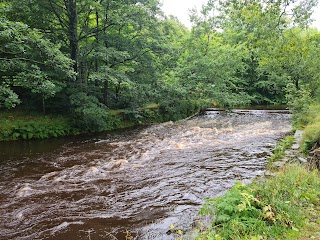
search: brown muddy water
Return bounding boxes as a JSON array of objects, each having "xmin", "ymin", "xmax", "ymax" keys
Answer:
[{"xmin": 0, "ymin": 110, "xmax": 291, "ymax": 240}]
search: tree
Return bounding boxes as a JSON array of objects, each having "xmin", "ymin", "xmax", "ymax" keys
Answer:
[
  {"xmin": 0, "ymin": 18, "xmax": 74, "ymax": 111},
  {"xmin": 186, "ymin": 0, "xmax": 319, "ymax": 105}
]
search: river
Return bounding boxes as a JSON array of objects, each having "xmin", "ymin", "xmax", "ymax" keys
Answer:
[{"xmin": 0, "ymin": 110, "xmax": 291, "ymax": 239}]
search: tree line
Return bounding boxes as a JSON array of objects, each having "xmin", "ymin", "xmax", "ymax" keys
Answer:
[{"xmin": 1, "ymin": 0, "xmax": 320, "ymax": 131}]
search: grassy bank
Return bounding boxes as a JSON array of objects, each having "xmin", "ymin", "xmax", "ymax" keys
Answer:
[
  {"xmin": 196, "ymin": 163, "xmax": 320, "ymax": 240},
  {"xmin": 0, "ymin": 110, "xmax": 133, "ymax": 141}
]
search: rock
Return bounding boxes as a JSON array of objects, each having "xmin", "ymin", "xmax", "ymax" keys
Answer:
[
  {"xmin": 292, "ymin": 144, "xmax": 300, "ymax": 150},
  {"xmin": 294, "ymin": 130, "xmax": 304, "ymax": 140},
  {"xmin": 285, "ymin": 150, "xmax": 292, "ymax": 155},
  {"xmin": 297, "ymin": 157, "xmax": 308, "ymax": 164},
  {"xmin": 264, "ymin": 171, "xmax": 276, "ymax": 177},
  {"xmin": 273, "ymin": 161, "xmax": 286, "ymax": 168},
  {"xmin": 292, "ymin": 130, "xmax": 304, "ymax": 150}
]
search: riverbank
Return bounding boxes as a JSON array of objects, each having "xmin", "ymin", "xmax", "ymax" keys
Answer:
[
  {"xmin": 195, "ymin": 162, "xmax": 320, "ymax": 240},
  {"xmin": 193, "ymin": 103, "xmax": 320, "ymax": 240},
  {"xmin": 0, "ymin": 101, "xmax": 204, "ymax": 141},
  {"xmin": 1, "ymin": 103, "xmax": 291, "ymax": 142}
]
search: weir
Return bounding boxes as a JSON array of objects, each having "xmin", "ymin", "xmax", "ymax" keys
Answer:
[{"xmin": 0, "ymin": 110, "xmax": 291, "ymax": 239}]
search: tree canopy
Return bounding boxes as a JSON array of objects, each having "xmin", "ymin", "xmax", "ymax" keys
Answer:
[{"xmin": 1, "ymin": 0, "xmax": 319, "ymax": 130}]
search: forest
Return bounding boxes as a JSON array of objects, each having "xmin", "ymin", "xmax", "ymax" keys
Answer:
[{"xmin": 0, "ymin": 0, "xmax": 320, "ymax": 139}]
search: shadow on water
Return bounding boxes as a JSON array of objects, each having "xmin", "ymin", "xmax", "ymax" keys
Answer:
[{"xmin": 0, "ymin": 110, "xmax": 291, "ymax": 239}]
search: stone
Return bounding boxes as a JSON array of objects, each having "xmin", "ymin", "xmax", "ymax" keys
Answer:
[
  {"xmin": 273, "ymin": 161, "xmax": 286, "ymax": 168},
  {"xmin": 292, "ymin": 144, "xmax": 300, "ymax": 150},
  {"xmin": 294, "ymin": 130, "xmax": 304, "ymax": 137},
  {"xmin": 264, "ymin": 171, "xmax": 276, "ymax": 177},
  {"xmin": 285, "ymin": 150, "xmax": 292, "ymax": 155},
  {"xmin": 297, "ymin": 157, "xmax": 308, "ymax": 163}
]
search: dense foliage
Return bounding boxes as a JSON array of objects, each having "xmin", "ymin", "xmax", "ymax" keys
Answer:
[{"xmin": 1, "ymin": 0, "xmax": 320, "ymax": 136}]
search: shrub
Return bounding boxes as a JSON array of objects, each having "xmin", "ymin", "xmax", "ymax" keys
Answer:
[
  {"xmin": 159, "ymin": 99, "xmax": 207, "ymax": 121},
  {"xmin": 286, "ymin": 83, "xmax": 313, "ymax": 128},
  {"xmin": 69, "ymin": 92, "xmax": 120, "ymax": 132}
]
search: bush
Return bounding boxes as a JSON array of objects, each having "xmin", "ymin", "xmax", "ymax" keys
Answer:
[
  {"xmin": 69, "ymin": 92, "xmax": 120, "ymax": 132},
  {"xmin": 159, "ymin": 99, "xmax": 207, "ymax": 121},
  {"xmin": 286, "ymin": 83, "xmax": 313, "ymax": 128}
]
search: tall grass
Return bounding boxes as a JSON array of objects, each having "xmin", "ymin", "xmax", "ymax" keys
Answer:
[{"xmin": 297, "ymin": 103, "xmax": 320, "ymax": 153}]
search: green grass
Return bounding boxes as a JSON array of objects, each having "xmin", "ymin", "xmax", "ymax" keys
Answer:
[
  {"xmin": 293, "ymin": 103, "xmax": 320, "ymax": 130},
  {"xmin": 196, "ymin": 164, "xmax": 320, "ymax": 240},
  {"xmin": 291, "ymin": 102, "xmax": 320, "ymax": 153},
  {"xmin": 268, "ymin": 136, "xmax": 295, "ymax": 163}
]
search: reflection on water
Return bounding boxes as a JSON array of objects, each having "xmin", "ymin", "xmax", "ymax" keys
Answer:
[{"xmin": 0, "ymin": 110, "xmax": 291, "ymax": 239}]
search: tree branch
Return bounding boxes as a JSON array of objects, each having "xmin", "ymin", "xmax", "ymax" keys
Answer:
[
  {"xmin": 0, "ymin": 57, "xmax": 47, "ymax": 65},
  {"xmin": 48, "ymin": 0, "xmax": 69, "ymax": 29},
  {"xmin": 78, "ymin": 23, "xmax": 116, "ymax": 41}
]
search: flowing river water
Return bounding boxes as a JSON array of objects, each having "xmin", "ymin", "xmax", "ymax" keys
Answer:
[{"xmin": 0, "ymin": 110, "xmax": 291, "ymax": 240}]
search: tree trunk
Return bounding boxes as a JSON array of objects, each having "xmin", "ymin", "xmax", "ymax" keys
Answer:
[
  {"xmin": 103, "ymin": 80, "xmax": 109, "ymax": 107},
  {"xmin": 95, "ymin": 7, "xmax": 99, "ymax": 73},
  {"xmin": 66, "ymin": 0, "xmax": 79, "ymax": 78},
  {"xmin": 295, "ymin": 78, "xmax": 299, "ymax": 90},
  {"xmin": 42, "ymin": 94, "xmax": 46, "ymax": 114}
]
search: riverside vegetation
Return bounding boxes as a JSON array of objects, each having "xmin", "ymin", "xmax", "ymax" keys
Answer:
[{"xmin": 1, "ymin": 0, "xmax": 320, "ymax": 140}]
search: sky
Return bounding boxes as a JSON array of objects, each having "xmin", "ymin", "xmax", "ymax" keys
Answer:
[
  {"xmin": 161, "ymin": 0, "xmax": 207, "ymax": 28},
  {"xmin": 160, "ymin": 0, "xmax": 320, "ymax": 29}
]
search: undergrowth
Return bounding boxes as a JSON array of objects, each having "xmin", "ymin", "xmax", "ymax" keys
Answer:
[
  {"xmin": 0, "ymin": 111, "xmax": 75, "ymax": 140},
  {"xmin": 196, "ymin": 164, "xmax": 320, "ymax": 240},
  {"xmin": 0, "ymin": 100, "xmax": 204, "ymax": 141}
]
